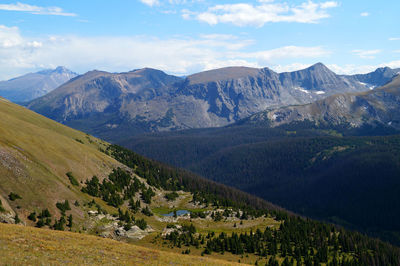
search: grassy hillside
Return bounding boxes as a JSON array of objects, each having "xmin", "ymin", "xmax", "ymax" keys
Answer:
[
  {"xmin": 0, "ymin": 97, "xmax": 121, "ymax": 224},
  {"xmin": 0, "ymin": 223, "xmax": 239, "ymax": 265}
]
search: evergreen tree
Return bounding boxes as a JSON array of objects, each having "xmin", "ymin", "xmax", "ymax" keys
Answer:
[
  {"xmin": 14, "ymin": 213, "xmax": 20, "ymax": 224},
  {"xmin": 67, "ymin": 214, "xmax": 73, "ymax": 228},
  {"xmin": 28, "ymin": 211, "xmax": 37, "ymax": 222}
]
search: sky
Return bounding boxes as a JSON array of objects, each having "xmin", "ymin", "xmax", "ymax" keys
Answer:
[{"xmin": 0, "ymin": 0, "xmax": 399, "ymax": 80}]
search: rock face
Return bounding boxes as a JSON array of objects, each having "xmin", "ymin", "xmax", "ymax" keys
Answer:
[
  {"xmin": 351, "ymin": 67, "xmax": 400, "ymax": 89},
  {"xmin": 27, "ymin": 64, "xmax": 398, "ymax": 141},
  {"xmin": 0, "ymin": 66, "xmax": 77, "ymax": 102},
  {"xmin": 245, "ymin": 74, "xmax": 400, "ymax": 130}
]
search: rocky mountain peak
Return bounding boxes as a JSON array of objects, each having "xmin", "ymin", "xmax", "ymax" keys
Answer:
[
  {"xmin": 37, "ymin": 66, "xmax": 76, "ymax": 76},
  {"xmin": 54, "ymin": 66, "xmax": 73, "ymax": 74},
  {"xmin": 308, "ymin": 62, "xmax": 330, "ymax": 71},
  {"xmin": 297, "ymin": 63, "xmax": 335, "ymax": 76},
  {"xmin": 186, "ymin": 66, "xmax": 260, "ymax": 85},
  {"xmin": 0, "ymin": 67, "xmax": 78, "ymax": 103}
]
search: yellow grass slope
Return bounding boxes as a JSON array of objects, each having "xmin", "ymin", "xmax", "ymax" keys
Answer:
[
  {"xmin": 0, "ymin": 223, "xmax": 243, "ymax": 265},
  {"xmin": 0, "ymin": 97, "xmax": 121, "ymax": 221}
]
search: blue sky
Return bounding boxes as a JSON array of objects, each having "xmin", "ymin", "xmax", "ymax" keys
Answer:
[{"xmin": 0, "ymin": 0, "xmax": 399, "ymax": 79}]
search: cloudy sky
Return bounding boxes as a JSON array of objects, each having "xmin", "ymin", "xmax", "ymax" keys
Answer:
[{"xmin": 0, "ymin": 0, "xmax": 399, "ymax": 79}]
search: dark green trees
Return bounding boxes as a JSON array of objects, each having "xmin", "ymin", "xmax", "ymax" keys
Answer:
[
  {"xmin": 0, "ymin": 199, "xmax": 5, "ymax": 212},
  {"xmin": 56, "ymin": 200, "xmax": 71, "ymax": 215},
  {"xmin": 81, "ymin": 168, "xmax": 155, "ymax": 208},
  {"xmin": 8, "ymin": 192, "xmax": 22, "ymax": 201},
  {"xmin": 165, "ymin": 191, "xmax": 179, "ymax": 201},
  {"xmin": 28, "ymin": 211, "xmax": 37, "ymax": 221}
]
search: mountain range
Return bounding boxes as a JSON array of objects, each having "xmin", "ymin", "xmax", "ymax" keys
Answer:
[
  {"xmin": 245, "ymin": 74, "xmax": 400, "ymax": 130},
  {"xmin": 27, "ymin": 63, "xmax": 399, "ymax": 141},
  {"xmin": 0, "ymin": 66, "xmax": 77, "ymax": 103}
]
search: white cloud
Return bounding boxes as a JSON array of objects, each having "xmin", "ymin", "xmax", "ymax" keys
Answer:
[
  {"xmin": 352, "ymin": 49, "xmax": 381, "ymax": 59},
  {"xmin": 274, "ymin": 61, "xmax": 400, "ymax": 75},
  {"xmin": 0, "ymin": 25, "xmax": 22, "ymax": 48},
  {"xmin": 320, "ymin": 1, "xmax": 338, "ymax": 9},
  {"xmin": 140, "ymin": 0, "xmax": 160, "ymax": 7},
  {"xmin": 327, "ymin": 61, "xmax": 400, "ymax": 74},
  {"xmin": 2, "ymin": 24, "xmax": 396, "ymax": 80},
  {"xmin": 327, "ymin": 64, "xmax": 375, "ymax": 74},
  {"xmin": 389, "ymin": 37, "xmax": 400, "ymax": 41},
  {"xmin": 183, "ymin": 1, "xmax": 338, "ymax": 27},
  {"xmin": 360, "ymin": 12, "xmax": 369, "ymax": 17},
  {"xmin": 240, "ymin": 46, "xmax": 330, "ymax": 63},
  {"xmin": 271, "ymin": 63, "xmax": 313, "ymax": 73},
  {"xmin": 0, "ymin": 2, "xmax": 76, "ymax": 16},
  {"xmin": 26, "ymin": 41, "xmax": 42, "ymax": 48},
  {"xmin": 0, "ymin": 25, "xmax": 332, "ymax": 80},
  {"xmin": 385, "ymin": 61, "xmax": 400, "ymax": 69}
]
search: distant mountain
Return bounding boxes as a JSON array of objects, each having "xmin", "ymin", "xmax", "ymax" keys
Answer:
[
  {"xmin": 351, "ymin": 67, "xmax": 400, "ymax": 89},
  {"xmin": 245, "ymin": 74, "xmax": 400, "ymax": 130},
  {"xmin": 27, "ymin": 68, "xmax": 183, "ymax": 140},
  {"xmin": 28, "ymin": 63, "xmax": 389, "ymax": 141},
  {"xmin": 0, "ymin": 66, "xmax": 77, "ymax": 102},
  {"xmin": 176, "ymin": 63, "xmax": 367, "ymax": 123}
]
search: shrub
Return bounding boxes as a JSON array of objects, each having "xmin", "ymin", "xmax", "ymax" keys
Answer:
[
  {"xmin": 14, "ymin": 214, "xmax": 20, "ymax": 224},
  {"xmin": 28, "ymin": 211, "xmax": 37, "ymax": 222},
  {"xmin": 8, "ymin": 192, "xmax": 22, "ymax": 201},
  {"xmin": 124, "ymin": 222, "xmax": 133, "ymax": 231},
  {"xmin": 67, "ymin": 215, "xmax": 73, "ymax": 228},
  {"xmin": 66, "ymin": 172, "xmax": 79, "ymax": 186},
  {"xmin": 36, "ymin": 219, "xmax": 45, "ymax": 228},
  {"xmin": 135, "ymin": 218, "xmax": 147, "ymax": 230},
  {"xmin": 39, "ymin": 209, "xmax": 51, "ymax": 218},
  {"xmin": 53, "ymin": 216, "xmax": 66, "ymax": 231},
  {"xmin": 0, "ymin": 200, "xmax": 5, "ymax": 212},
  {"xmin": 56, "ymin": 200, "xmax": 71, "ymax": 214},
  {"xmin": 165, "ymin": 191, "xmax": 179, "ymax": 201},
  {"xmin": 141, "ymin": 206, "xmax": 153, "ymax": 217}
]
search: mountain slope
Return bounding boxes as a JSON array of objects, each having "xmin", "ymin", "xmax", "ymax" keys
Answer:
[
  {"xmin": 245, "ymin": 74, "xmax": 400, "ymax": 130},
  {"xmin": 0, "ymin": 223, "xmax": 240, "ymax": 265},
  {"xmin": 27, "ymin": 63, "xmax": 382, "ymax": 141},
  {"xmin": 0, "ymin": 96, "xmax": 121, "ymax": 223},
  {"xmin": 0, "ymin": 67, "xmax": 77, "ymax": 102},
  {"xmin": 28, "ymin": 68, "xmax": 183, "ymax": 140}
]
